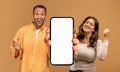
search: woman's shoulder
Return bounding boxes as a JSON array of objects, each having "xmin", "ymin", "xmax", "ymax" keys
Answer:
[
  {"xmin": 97, "ymin": 39, "xmax": 102, "ymax": 42},
  {"xmin": 97, "ymin": 39, "xmax": 109, "ymax": 46},
  {"xmin": 96, "ymin": 39, "xmax": 103, "ymax": 45}
]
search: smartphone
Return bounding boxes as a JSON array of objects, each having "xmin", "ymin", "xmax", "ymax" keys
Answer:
[{"xmin": 50, "ymin": 17, "xmax": 74, "ymax": 65}]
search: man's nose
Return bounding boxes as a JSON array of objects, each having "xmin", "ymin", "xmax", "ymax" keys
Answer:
[{"xmin": 38, "ymin": 14, "xmax": 42, "ymax": 18}]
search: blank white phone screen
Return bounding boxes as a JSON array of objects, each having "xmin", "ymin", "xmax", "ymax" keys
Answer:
[{"xmin": 50, "ymin": 17, "xmax": 74, "ymax": 65}]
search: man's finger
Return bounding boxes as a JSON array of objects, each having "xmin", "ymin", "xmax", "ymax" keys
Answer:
[
  {"xmin": 45, "ymin": 33, "xmax": 50, "ymax": 42},
  {"xmin": 46, "ymin": 28, "xmax": 50, "ymax": 34},
  {"xmin": 47, "ymin": 40, "xmax": 51, "ymax": 47},
  {"xmin": 11, "ymin": 40, "xmax": 15, "ymax": 47}
]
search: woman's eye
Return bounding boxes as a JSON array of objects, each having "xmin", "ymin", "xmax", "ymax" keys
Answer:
[
  {"xmin": 90, "ymin": 23, "xmax": 94, "ymax": 26},
  {"xmin": 85, "ymin": 21, "xmax": 89, "ymax": 24}
]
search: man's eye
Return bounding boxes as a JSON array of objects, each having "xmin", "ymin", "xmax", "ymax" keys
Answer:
[
  {"xmin": 41, "ymin": 13, "xmax": 45, "ymax": 15},
  {"xmin": 35, "ymin": 13, "xmax": 39, "ymax": 15}
]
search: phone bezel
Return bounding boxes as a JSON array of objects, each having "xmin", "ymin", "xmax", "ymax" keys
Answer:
[{"xmin": 50, "ymin": 17, "xmax": 74, "ymax": 66}]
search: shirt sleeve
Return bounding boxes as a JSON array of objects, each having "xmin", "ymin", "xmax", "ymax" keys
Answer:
[
  {"xmin": 96, "ymin": 39, "xmax": 109, "ymax": 61},
  {"xmin": 10, "ymin": 28, "xmax": 23, "ymax": 59}
]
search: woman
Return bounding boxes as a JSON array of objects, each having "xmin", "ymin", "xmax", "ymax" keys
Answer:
[{"xmin": 70, "ymin": 16, "xmax": 110, "ymax": 72}]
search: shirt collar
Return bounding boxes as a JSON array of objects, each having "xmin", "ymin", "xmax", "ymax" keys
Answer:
[{"xmin": 30, "ymin": 22, "xmax": 44, "ymax": 31}]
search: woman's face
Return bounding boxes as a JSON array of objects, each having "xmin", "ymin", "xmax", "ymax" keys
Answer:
[{"xmin": 83, "ymin": 18, "xmax": 95, "ymax": 33}]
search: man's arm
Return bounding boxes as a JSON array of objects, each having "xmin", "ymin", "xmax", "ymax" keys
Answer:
[{"xmin": 10, "ymin": 29, "xmax": 23, "ymax": 59}]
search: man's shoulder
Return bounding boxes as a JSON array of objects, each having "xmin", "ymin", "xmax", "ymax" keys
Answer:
[{"xmin": 17, "ymin": 23, "xmax": 32, "ymax": 32}]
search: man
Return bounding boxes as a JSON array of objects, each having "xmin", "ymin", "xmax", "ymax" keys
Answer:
[{"xmin": 10, "ymin": 5, "xmax": 78, "ymax": 72}]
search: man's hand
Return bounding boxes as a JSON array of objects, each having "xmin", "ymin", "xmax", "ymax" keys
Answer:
[
  {"xmin": 12, "ymin": 39, "xmax": 21, "ymax": 50},
  {"xmin": 44, "ymin": 28, "xmax": 51, "ymax": 46},
  {"xmin": 11, "ymin": 39, "xmax": 22, "ymax": 59}
]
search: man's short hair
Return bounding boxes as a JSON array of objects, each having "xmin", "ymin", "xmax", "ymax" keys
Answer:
[{"xmin": 33, "ymin": 5, "xmax": 47, "ymax": 15}]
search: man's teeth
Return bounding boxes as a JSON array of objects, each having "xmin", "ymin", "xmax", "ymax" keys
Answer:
[{"xmin": 38, "ymin": 20, "xmax": 42, "ymax": 22}]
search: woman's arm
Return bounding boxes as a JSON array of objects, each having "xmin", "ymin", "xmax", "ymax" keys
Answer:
[{"xmin": 96, "ymin": 28, "xmax": 110, "ymax": 61}]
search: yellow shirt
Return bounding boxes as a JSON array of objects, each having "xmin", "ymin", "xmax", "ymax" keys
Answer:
[{"xmin": 10, "ymin": 23, "xmax": 49, "ymax": 72}]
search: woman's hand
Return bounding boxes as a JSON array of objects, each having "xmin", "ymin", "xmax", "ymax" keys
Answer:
[
  {"xmin": 72, "ymin": 28, "xmax": 79, "ymax": 57},
  {"xmin": 103, "ymin": 28, "xmax": 110, "ymax": 40}
]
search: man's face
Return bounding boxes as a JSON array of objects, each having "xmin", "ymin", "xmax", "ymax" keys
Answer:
[{"xmin": 33, "ymin": 7, "xmax": 46, "ymax": 28}]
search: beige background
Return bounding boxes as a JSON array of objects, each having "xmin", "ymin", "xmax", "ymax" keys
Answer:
[{"xmin": 0, "ymin": 0, "xmax": 119, "ymax": 72}]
